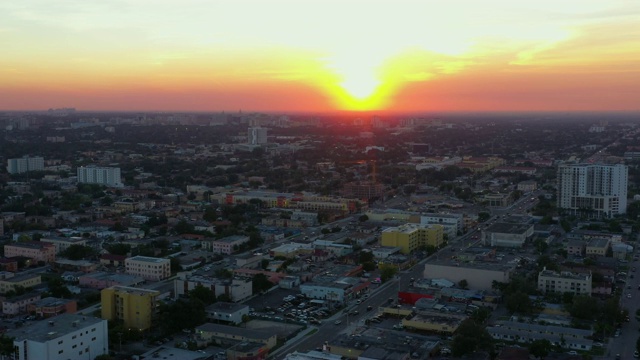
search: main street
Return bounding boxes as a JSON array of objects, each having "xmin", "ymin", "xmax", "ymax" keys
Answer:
[
  {"xmin": 269, "ymin": 244, "xmax": 446, "ymax": 359},
  {"xmin": 607, "ymin": 261, "xmax": 640, "ymax": 359}
]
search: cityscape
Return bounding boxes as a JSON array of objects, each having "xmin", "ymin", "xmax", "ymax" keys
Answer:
[{"xmin": 2, "ymin": 1, "xmax": 640, "ymax": 360}]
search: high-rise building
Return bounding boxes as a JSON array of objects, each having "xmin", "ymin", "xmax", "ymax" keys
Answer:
[
  {"xmin": 557, "ymin": 164, "xmax": 628, "ymax": 218},
  {"xmin": 76, "ymin": 166, "xmax": 122, "ymax": 187},
  {"xmin": 7, "ymin": 156, "xmax": 44, "ymax": 174},
  {"xmin": 248, "ymin": 127, "xmax": 268, "ymax": 145}
]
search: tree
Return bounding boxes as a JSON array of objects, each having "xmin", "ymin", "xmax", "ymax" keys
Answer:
[
  {"xmin": 451, "ymin": 320, "xmax": 494, "ymax": 357},
  {"xmin": 380, "ymin": 265, "xmax": 398, "ymax": 283},
  {"xmin": 170, "ymin": 257, "xmax": 182, "ymax": 273},
  {"xmin": 60, "ymin": 244, "xmax": 96, "ymax": 260},
  {"xmin": 189, "ymin": 285, "xmax": 216, "ymax": 305},
  {"xmin": 505, "ymin": 291, "xmax": 532, "ymax": 314},
  {"xmin": 458, "ymin": 279, "xmax": 469, "ymax": 290},
  {"xmin": 106, "ymin": 243, "xmax": 131, "ymax": 256},
  {"xmin": 0, "ymin": 335, "xmax": 14, "ymax": 356},
  {"xmin": 477, "ymin": 212, "xmax": 491, "ymax": 222},
  {"xmin": 157, "ymin": 299, "xmax": 206, "ymax": 335},
  {"xmin": 358, "ymin": 214, "xmax": 369, "ymax": 222},
  {"xmin": 529, "ymin": 339, "xmax": 552, "ymax": 359},
  {"xmin": 252, "ymin": 273, "xmax": 274, "ymax": 293},
  {"xmin": 568, "ymin": 295, "xmax": 599, "ymax": 320}
]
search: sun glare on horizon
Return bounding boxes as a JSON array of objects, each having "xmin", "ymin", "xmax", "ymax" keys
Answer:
[{"xmin": 0, "ymin": 0, "xmax": 639, "ymax": 112}]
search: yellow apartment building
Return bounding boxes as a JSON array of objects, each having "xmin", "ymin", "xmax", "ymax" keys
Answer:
[
  {"xmin": 101, "ymin": 285, "xmax": 160, "ymax": 331},
  {"xmin": 381, "ymin": 224, "xmax": 444, "ymax": 254},
  {"xmin": 0, "ymin": 274, "xmax": 42, "ymax": 294}
]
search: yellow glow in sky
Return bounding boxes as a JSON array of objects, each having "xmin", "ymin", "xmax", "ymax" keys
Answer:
[{"xmin": 1, "ymin": 0, "xmax": 639, "ymax": 112}]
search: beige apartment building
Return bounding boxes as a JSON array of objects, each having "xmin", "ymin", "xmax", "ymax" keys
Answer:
[
  {"xmin": 538, "ymin": 267, "xmax": 592, "ymax": 296},
  {"xmin": 125, "ymin": 256, "xmax": 171, "ymax": 281},
  {"xmin": 4, "ymin": 241, "xmax": 56, "ymax": 263},
  {"xmin": 40, "ymin": 236, "xmax": 87, "ymax": 254}
]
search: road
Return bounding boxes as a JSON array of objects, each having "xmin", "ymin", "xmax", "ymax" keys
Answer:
[
  {"xmin": 269, "ymin": 243, "xmax": 448, "ymax": 359},
  {"xmin": 607, "ymin": 262, "xmax": 640, "ymax": 359}
]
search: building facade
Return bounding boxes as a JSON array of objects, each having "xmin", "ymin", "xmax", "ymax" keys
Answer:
[
  {"xmin": 248, "ymin": 127, "xmax": 268, "ymax": 145},
  {"xmin": 381, "ymin": 224, "xmax": 444, "ymax": 254},
  {"xmin": 174, "ymin": 274, "xmax": 252, "ymax": 302},
  {"xmin": 538, "ymin": 267, "xmax": 592, "ymax": 295},
  {"xmin": 8, "ymin": 314, "xmax": 109, "ymax": 360},
  {"xmin": 124, "ymin": 256, "xmax": 171, "ymax": 281},
  {"xmin": 557, "ymin": 164, "xmax": 628, "ymax": 218},
  {"xmin": 7, "ymin": 156, "xmax": 44, "ymax": 174},
  {"xmin": 76, "ymin": 166, "xmax": 123, "ymax": 187},
  {"xmin": 4, "ymin": 242, "xmax": 56, "ymax": 263},
  {"xmin": 0, "ymin": 274, "xmax": 42, "ymax": 294},
  {"xmin": 40, "ymin": 237, "xmax": 87, "ymax": 254},
  {"xmin": 101, "ymin": 286, "xmax": 160, "ymax": 331}
]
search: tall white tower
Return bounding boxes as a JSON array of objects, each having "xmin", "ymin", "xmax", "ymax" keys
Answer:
[
  {"xmin": 248, "ymin": 127, "xmax": 268, "ymax": 145},
  {"xmin": 557, "ymin": 163, "xmax": 628, "ymax": 218}
]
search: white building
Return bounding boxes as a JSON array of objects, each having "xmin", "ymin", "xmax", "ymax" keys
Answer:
[
  {"xmin": 420, "ymin": 212, "xmax": 464, "ymax": 238},
  {"xmin": 557, "ymin": 164, "xmax": 628, "ymax": 218},
  {"xmin": 538, "ymin": 267, "xmax": 592, "ymax": 295},
  {"xmin": 7, "ymin": 156, "xmax": 44, "ymax": 174},
  {"xmin": 7, "ymin": 313, "xmax": 109, "ymax": 360},
  {"xmin": 248, "ymin": 127, "xmax": 268, "ymax": 145},
  {"xmin": 174, "ymin": 273, "xmax": 253, "ymax": 302},
  {"xmin": 205, "ymin": 302, "xmax": 249, "ymax": 325},
  {"xmin": 481, "ymin": 223, "xmax": 534, "ymax": 248},
  {"xmin": 76, "ymin": 166, "xmax": 123, "ymax": 187},
  {"xmin": 124, "ymin": 256, "xmax": 171, "ymax": 281}
]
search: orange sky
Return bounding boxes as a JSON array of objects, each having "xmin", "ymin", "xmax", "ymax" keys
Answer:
[{"xmin": 1, "ymin": 1, "xmax": 639, "ymax": 112}]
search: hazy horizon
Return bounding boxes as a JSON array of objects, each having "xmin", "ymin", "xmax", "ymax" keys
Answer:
[{"xmin": 2, "ymin": 0, "xmax": 639, "ymax": 113}]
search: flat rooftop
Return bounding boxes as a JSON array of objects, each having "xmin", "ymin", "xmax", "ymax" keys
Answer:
[
  {"xmin": 126, "ymin": 255, "xmax": 167, "ymax": 263},
  {"xmin": 7, "ymin": 314, "xmax": 105, "ymax": 342},
  {"xmin": 485, "ymin": 223, "xmax": 532, "ymax": 234}
]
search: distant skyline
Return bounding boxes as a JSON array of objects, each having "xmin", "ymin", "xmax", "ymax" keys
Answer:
[{"xmin": 1, "ymin": 0, "xmax": 639, "ymax": 113}]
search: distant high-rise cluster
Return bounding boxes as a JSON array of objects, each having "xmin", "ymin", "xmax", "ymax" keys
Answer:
[
  {"xmin": 247, "ymin": 127, "xmax": 268, "ymax": 145},
  {"xmin": 6, "ymin": 156, "xmax": 44, "ymax": 174},
  {"xmin": 76, "ymin": 165, "xmax": 122, "ymax": 187},
  {"xmin": 557, "ymin": 163, "xmax": 628, "ymax": 218}
]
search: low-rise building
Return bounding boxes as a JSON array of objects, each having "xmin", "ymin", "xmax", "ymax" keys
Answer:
[
  {"xmin": 40, "ymin": 236, "xmax": 87, "ymax": 254},
  {"xmin": 487, "ymin": 320, "xmax": 593, "ymax": 351},
  {"xmin": 2, "ymin": 292, "xmax": 41, "ymax": 315},
  {"xmin": 481, "ymin": 223, "xmax": 534, "ymax": 248},
  {"xmin": 27, "ymin": 297, "xmax": 78, "ymax": 318},
  {"xmin": 195, "ymin": 323, "xmax": 277, "ymax": 349},
  {"xmin": 586, "ymin": 238, "xmax": 611, "ymax": 256},
  {"xmin": 204, "ymin": 302, "xmax": 249, "ymax": 325},
  {"xmin": 124, "ymin": 256, "xmax": 171, "ymax": 281},
  {"xmin": 78, "ymin": 272, "xmax": 144, "ymax": 289},
  {"xmin": 538, "ymin": 267, "xmax": 592, "ymax": 296},
  {"xmin": 0, "ymin": 274, "xmax": 41, "ymax": 294},
  {"xmin": 7, "ymin": 313, "xmax": 109, "ymax": 360},
  {"xmin": 202, "ymin": 235, "xmax": 250, "ymax": 255},
  {"xmin": 174, "ymin": 273, "xmax": 252, "ymax": 302},
  {"xmin": 420, "ymin": 212, "xmax": 464, "ymax": 238},
  {"xmin": 401, "ymin": 311, "xmax": 466, "ymax": 335},
  {"xmin": 4, "ymin": 242, "xmax": 56, "ymax": 263},
  {"xmin": 101, "ymin": 286, "xmax": 160, "ymax": 331},
  {"xmin": 381, "ymin": 224, "xmax": 444, "ymax": 254}
]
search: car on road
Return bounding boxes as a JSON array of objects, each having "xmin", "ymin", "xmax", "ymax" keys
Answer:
[{"xmin": 334, "ymin": 320, "xmax": 342, "ymax": 325}]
